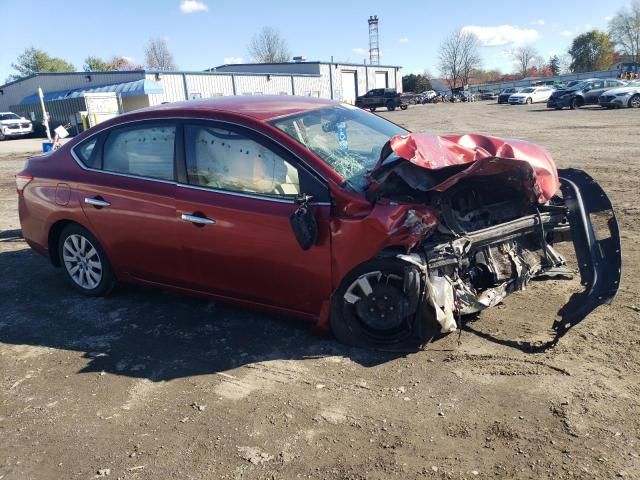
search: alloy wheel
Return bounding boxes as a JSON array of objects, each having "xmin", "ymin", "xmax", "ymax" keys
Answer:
[
  {"xmin": 630, "ymin": 95, "xmax": 640, "ymax": 108},
  {"xmin": 62, "ymin": 234, "xmax": 103, "ymax": 290}
]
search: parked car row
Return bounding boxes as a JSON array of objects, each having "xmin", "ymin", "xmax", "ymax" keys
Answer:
[
  {"xmin": 545, "ymin": 78, "xmax": 626, "ymax": 109},
  {"xmin": 490, "ymin": 77, "xmax": 639, "ymax": 110}
]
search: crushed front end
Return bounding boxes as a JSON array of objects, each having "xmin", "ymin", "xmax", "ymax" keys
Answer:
[{"xmin": 366, "ymin": 133, "xmax": 621, "ymax": 342}]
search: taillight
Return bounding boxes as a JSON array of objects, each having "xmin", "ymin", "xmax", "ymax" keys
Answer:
[{"xmin": 16, "ymin": 174, "xmax": 33, "ymax": 194}]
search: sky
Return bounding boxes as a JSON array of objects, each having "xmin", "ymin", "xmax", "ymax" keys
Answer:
[{"xmin": 0, "ymin": 0, "xmax": 631, "ymax": 84}]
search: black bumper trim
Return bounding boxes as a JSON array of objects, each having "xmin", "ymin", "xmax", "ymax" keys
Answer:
[{"xmin": 554, "ymin": 168, "xmax": 622, "ymax": 339}]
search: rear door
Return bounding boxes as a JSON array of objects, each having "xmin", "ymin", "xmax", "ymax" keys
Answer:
[
  {"xmin": 75, "ymin": 121, "xmax": 179, "ymax": 284},
  {"xmin": 174, "ymin": 121, "xmax": 332, "ymax": 315}
]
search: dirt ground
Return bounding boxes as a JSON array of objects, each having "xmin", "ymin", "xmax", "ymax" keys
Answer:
[{"xmin": 1, "ymin": 102, "xmax": 638, "ymax": 480}]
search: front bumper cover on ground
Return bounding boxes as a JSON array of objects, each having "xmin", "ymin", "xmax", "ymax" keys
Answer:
[{"xmin": 553, "ymin": 168, "xmax": 622, "ymax": 340}]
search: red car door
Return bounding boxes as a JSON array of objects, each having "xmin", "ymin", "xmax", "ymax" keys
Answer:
[
  {"xmin": 174, "ymin": 122, "xmax": 332, "ymax": 315},
  {"xmin": 76, "ymin": 122, "xmax": 180, "ymax": 284}
]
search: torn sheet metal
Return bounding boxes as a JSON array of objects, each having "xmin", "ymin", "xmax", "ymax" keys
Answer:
[{"xmin": 370, "ymin": 133, "xmax": 560, "ymax": 203}]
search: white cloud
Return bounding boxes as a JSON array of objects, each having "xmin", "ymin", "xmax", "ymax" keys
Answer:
[
  {"xmin": 223, "ymin": 56, "xmax": 243, "ymax": 64},
  {"xmin": 180, "ymin": 0, "xmax": 208, "ymax": 14},
  {"xmin": 605, "ymin": 16, "xmax": 613, "ymax": 21},
  {"xmin": 398, "ymin": 37, "xmax": 409, "ymax": 43},
  {"xmin": 530, "ymin": 19, "xmax": 545, "ymax": 26},
  {"xmin": 560, "ymin": 30, "xmax": 572, "ymax": 37},
  {"xmin": 122, "ymin": 56, "xmax": 134, "ymax": 63},
  {"xmin": 461, "ymin": 25, "xmax": 540, "ymax": 47},
  {"xmin": 352, "ymin": 47, "xmax": 366, "ymax": 55}
]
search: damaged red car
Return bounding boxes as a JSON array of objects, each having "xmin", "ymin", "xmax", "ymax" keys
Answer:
[{"xmin": 17, "ymin": 97, "xmax": 621, "ymax": 348}]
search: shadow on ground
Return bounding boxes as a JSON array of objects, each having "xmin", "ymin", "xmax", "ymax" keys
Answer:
[{"xmin": 0, "ymin": 244, "xmax": 408, "ymax": 382}]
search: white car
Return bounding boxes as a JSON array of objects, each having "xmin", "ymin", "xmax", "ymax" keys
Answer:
[
  {"xmin": 598, "ymin": 79, "xmax": 640, "ymax": 108},
  {"xmin": 508, "ymin": 87, "xmax": 554, "ymax": 105},
  {"xmin": 0, "ymin": 112, "xmax": 33, "ymax": 140}
]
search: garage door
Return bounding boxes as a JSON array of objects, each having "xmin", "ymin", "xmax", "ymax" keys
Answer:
[
  {"xmin": 341, "ymin": 70, "xmax": 357, "ymax": 104},
  {"xmin": 375, "ymin": 72, "xmax": 388, "ymax": 89}
]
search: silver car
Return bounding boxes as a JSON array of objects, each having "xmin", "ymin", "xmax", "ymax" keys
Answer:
[{"xmin": 598, "ymin": 79, "xmax": 640, "ymax": 108}]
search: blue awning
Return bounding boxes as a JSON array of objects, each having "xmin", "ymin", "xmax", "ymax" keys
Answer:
[{"xmin": 20, "ymin": 79, "xmax": 164, "ymax": 105}]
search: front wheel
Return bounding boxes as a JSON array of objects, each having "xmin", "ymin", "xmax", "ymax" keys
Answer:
[
  {"xmin": 629, "ymin": 94, "xmax": 640, "ymax": 108},
  {"xmin": 58, "ymin": 224, "xmax": 115, "ymax": 296},
  {"xmin": 330, "ymin": 258, "xmax": 436, "ymax": 350},
  {"xmin": 570, "ymin": 97, "xmax": 581, "ymax": 109},
  {"xmin": 369, "ymin": 107, "xmax": 377, "ymax": 112},
  {"xmin": 526, "ymin": 97, "xmax": 533, "ymax": 105},
  {"xmin": 386, "ymin": 101, "xmax": 396, "ymax": 111}
]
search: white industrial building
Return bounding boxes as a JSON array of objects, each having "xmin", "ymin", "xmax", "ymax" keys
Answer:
[{"xmin": 0, "ymin": 61, "xmax": 402, "ymax": 133}]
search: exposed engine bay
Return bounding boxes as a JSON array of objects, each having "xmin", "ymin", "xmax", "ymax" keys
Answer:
[{"xmin": 345, "ymin": 133, "xmax": 622, "ymax": 344}]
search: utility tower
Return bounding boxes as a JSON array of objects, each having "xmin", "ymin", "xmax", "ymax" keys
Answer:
[{"xmin": 368, "ymin": 15, "xmax": 380, "ymax": 65}]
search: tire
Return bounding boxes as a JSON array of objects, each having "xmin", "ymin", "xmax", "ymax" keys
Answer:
[
  {"xmin": 386, "ymin": 101, "xmax": 396, "ymax": 112},
  {"xmin": 330, "ymin": 258, "xmax": 437, "ymax": 350},
  {"xmin": 629, "ymin": 94, "xmax": 640, "ymax": 108},
  {"xmin": 526, "ymin": 97, "xmax": 532, "ymax": 105},
  {"xmin": 0, "ymin": 131, "xmax": 5, "ymax": 141},
  {"xmin": 555, "ymin": 106, "xmax": 563, "ymax": 110},
  {"xmin": 400, "ymin": 104, "xmax": 408, "ymax": 110},
  {"xmin": 570, "ymin": 97, "xmax": 581, "ymax": 110},
  {"xmin": 58, "ymin": 224, "xmax": 115, "ymax": 296},
  {"xmin": 369, "ymin": 107, "xmax": 377, "ymax": 112}
]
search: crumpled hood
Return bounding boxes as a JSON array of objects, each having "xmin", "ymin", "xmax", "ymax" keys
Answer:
[{"xmin": 370, "ymin": 133, "xmax": 560, "ymax": 203}]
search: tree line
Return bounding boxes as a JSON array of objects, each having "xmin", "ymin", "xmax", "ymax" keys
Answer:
[{"xmin": 5, "ymin": 27, "xmax": 292, "ymax": 83}]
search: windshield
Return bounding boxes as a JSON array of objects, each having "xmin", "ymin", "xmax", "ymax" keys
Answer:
[
  {"xmin": 569, "ymin": 81, "xmax": 588, "ymax": 90},
  {"xmin": 520, "ymin": 88, "xmax": 534, "ymax": 93},
  {"xmin": 0, "ymin": 113, "xmax": 20, "ymax": 120},
  {"xmin": 628, "ymin": 80, "xmax": 640, "ymax": 87},
  {"xmin": 270, "ymin": 105, "xmax": 407, "ymax": 191}
]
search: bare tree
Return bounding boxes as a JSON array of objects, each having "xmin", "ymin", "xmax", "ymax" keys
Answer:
[
  {"xmin": 248, "ymin": 27, "xmax": 291, "ymax": 63},
  {"xmin": 145, "ymin": 38, "xmax": 177, "ymax": 70},
  {"xmin": 512, "ymin": 46, "xmax": 539, "ymax": 78},
  {"xmin": 609, "ymin": 0, "xmax": 640, "ymax": 73},
  {"xmin": 438, "ymin": 30, "xmax": 481, "ymax": 89}
]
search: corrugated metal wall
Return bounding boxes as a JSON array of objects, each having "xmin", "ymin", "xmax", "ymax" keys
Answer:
[
  {"xmin": 185, "ymin": 74, "xmax": 234, "ymax": 97},
  {"xmin": 10, "ymin": 97, "xmax": 87, "ymax": 133},
  {"xmin": 146, "ymin": 73, "xmax": 186, "ymax": 105},
  {"xmin": 0, "ymin": 72, "xmax": 144, "ymax": 111},
  {"xmin": 234, "ymin": 75, "xmax": 293, "ymax": 95}
]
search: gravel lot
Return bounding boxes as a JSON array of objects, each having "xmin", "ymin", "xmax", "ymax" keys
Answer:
[{"xmin": 1, "ymin": 102, "xmax": 638, "ymax": 479}]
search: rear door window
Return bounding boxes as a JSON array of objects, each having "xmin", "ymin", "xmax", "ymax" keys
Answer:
[{"xmin": 103, "ymin": 124, "xmax": 176, "ymax": 181}]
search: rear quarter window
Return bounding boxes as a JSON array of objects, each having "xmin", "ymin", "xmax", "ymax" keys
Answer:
[{"xmin": 73, "ymin": 137, "xmax": 99, "ymax": 169}]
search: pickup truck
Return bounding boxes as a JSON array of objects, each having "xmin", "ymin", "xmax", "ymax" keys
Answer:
[{"xmin": 355, "ymin": 88, "xmax": 408, "ymax": 112}]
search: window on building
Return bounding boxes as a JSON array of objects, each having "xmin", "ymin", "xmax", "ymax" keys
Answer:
[
  {"xmin": 184, "ymin": 124, "xmax": 300, "ymax": 197},
  {"xmin": 103, "ymin": 124, "xmax": 175, "ymax": 180}
]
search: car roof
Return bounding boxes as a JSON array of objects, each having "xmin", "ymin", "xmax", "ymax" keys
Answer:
[{"xmin": 134, "ymin": 95, "xmax": 338, "ymax": 122}]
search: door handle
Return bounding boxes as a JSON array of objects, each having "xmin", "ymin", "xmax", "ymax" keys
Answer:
[
  {"xmin": 84, "ymin": 197, "xmax": 111, "ymax": 208},
  {"xmin": 181, "ymin": 213, "xmax": 216, "ymax": 225}
]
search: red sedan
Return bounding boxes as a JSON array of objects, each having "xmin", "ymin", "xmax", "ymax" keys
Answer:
[{"xmin": 16, "ymin": 96, "xmax": 621, "ymax": 349}]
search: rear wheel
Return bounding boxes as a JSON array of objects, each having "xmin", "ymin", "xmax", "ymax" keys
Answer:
[
  {"xmin": 386, "ymin": 101, "xmax": 396, "ymax": 111},
  {"xmin": 629, "ymin": 94, "xmax": 640, "ymax": 108},
  {"xmin": 400, "ymin": 104, "xmax": 408, "ymax": 110},
  {"xmin": 369, "ymin": 107, "xmax": 377, "ymax": 112},
  {"xmin": 330, "ymin": 258, "xmax": 436, "ymax": 350},
  {"xmin": 58, "ymin": 224, "xmax": 115, "ymax": 296}
]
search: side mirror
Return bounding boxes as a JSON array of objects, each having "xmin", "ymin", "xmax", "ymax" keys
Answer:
[{"xmin": 289, "ymin": 194, "xmax": 318, "ymax": 250}]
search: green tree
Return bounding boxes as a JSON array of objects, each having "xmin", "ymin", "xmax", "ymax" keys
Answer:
[
  {"xmin": 549, "ymin": 55, "xmax": 560, "ymax": 76},
  {"xmin": 8, "ymin": 47, "xmax": 75, "ymax": 81},
  {"xmin": 568, "ymin": 30, "xmax": 615, "ymax": 72},
  {"xmin": 83, "ymin": 56, "xmax": 116, "ymax": 72},
  {"xmin": 402, "ymin": 73, "xmax": 432, "ymax": 92}
]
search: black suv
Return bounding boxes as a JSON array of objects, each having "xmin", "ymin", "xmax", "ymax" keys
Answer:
[
  {"xmin": 546, "ymin": 78, "xmax": 627, "ymax": 110},
  {"xmin": 355, "ymin": 88, "xmax": 407, "ymax": 112}
]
